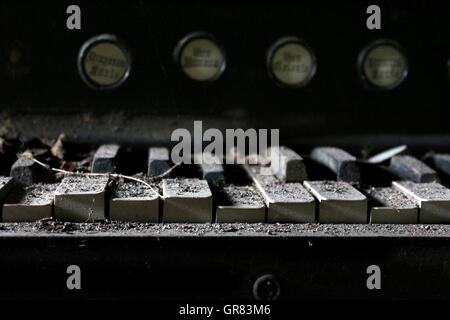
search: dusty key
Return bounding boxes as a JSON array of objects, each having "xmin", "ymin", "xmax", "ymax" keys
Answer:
[
  {"xmin": 389, "ymin": 155, "xmax": 439, "ymax": 183},
  {"xmin": 162, "ymin": 178, "xmax": 213, "ymax": 222},
  {"xmin": 270, "ymin": 146, "xmax": 307, "ymax": 182},
  {"xmin": 3, "ymin": 183, "xmax": 58, "ymax": 222},
  {"xmin": 429, "ymin": 154, "xmax": 450, "ymax": 176},
  {"xmin": 195, "ymin": 153, "xmax": 225, "ymax": 187},
  {"xmin": 0, "ymin": 177, "xmax": 14, "ymax": 202},
  {"xmin": 91, "ymin": 144, "xmax": 120, "ymax": 173},
  {"xmin": 304, "ymin": 180, "xmax": 367, "ymax": 223},
  {"xmin": 393, "ymin": 181, "xmax": 450, "ymax": 223},
  {"xmin": 148, "ymin": 147, "xmax": 171, "ymax": 176},
  {"xmin": 54, "ymin": 176, "xmax": 109, "ymax": 222},
  {"xmin": 246, "ymin": 166, "xmax": 315, "ymax": 223},
  {"xmin": 310, "ymin": 147, "xmax": 361, "ymax": 183},
  {"xmin": 10, "ymin": 157, "xmax": 51, "ymax": 186},
  {"xmin": 216, "ymin": 185, "xmax": 265, "ymax": 223},
  {"xmin": 110, "ymin": 180, "xmax": 159, "ymax": 222},
  {"xmin": 366, "ymin": 187, "xmax": 418, "ymax": 224}
]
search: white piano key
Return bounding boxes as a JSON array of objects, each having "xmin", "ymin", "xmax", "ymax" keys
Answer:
[
  {"xmin": 393, "ymin": 181, "xmax": 450, "ymax": 223},
  {"xmin": 245, "ymin": 166, "xmax": 315, "ymax": 223},
  {"xmin": 215, "ymin": 185, "xmax": 265, "ymax": 223},
  {"xmin": 162, "ymin": 178, "xmax": 213, "ymax": 222},
  {"xmin": 54, "ymin": 176, "xmax": 109, "ymax": 222},
  {"xmin": 3, "ymin": 183, "xmax": 58, "ymax": 222},
  {"xmin": 389, "ymin": 155, "xmax": 439, "ymax": 183},
  {"xmin": 110, "ymin": 180, "xmax": 159, "ymax": 222},
  {"xmin": 270, "ymin": 146, "xmax": 307, "ymax": 182},
  {"xmin": 367, "ymin": 187, "xmax": 418, "ymax": 224},
  {"xmin": 303, "ymin": 180, "xmax": 367, "ymax": 223}
]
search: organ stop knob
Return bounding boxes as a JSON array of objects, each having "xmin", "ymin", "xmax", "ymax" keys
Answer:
[
  {"xmin": 77, "ymin": 34, "xmax": 132, "ymax": 90},
  {"xmin": 358, "ymin": 39, "xmax": 408, "ymax": 90},
  {"xmin": 266, "ymin": 36, "xmax": 317, "ymax": 88}
]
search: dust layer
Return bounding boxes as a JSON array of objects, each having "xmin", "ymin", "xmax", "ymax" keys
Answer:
[
  {"xmin": 367, "ymin": 187, "xmax": 416, "ymax": 209},
  {"xmin": 5, "ymin": 183, "xmax": 58, "ymax": 205},
  {"xmin": 56, "ymin": 176, "xmax": 108, "ymax": 194},
  {"xmin": 217, "ymin": 185, "xmax": 264, "ymax": 206},
  {"xmin": 113, "ymin": 180, "xmax": 157, "ymax": 199},
  {"xmin": 0, "ymin": 219, "xmax": 449, "ymax": 237}
]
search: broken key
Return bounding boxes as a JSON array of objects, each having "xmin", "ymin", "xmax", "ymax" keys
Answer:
[{"xmin": 54, "ymin": 175, "xmax": 109, "ymax": 222}]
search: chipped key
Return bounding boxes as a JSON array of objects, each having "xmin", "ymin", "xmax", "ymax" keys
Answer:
[
  {"xmin": 54, "ymin": 176, "xmax": 109, "ymax": 222},
  {"xmin": 3, "ymin": 183, "xmax": 58, "ymax": 222}
]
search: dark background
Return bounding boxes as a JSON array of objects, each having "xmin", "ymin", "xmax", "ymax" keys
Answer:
[{"xmin": 0, "ymin": 0, "xmax": 449, "ymax": 149}]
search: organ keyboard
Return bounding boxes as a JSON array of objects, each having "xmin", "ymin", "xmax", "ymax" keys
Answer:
[
  {"xmin": 0, "ymin": 0, "xmax": 449, "ymax": 303},
  {"xmin": 3, "ymin": 143, "xmax": 450, "ymax": 225}
]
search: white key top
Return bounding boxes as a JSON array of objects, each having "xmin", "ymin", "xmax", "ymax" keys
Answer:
[
  {"xmin": 367, "ymin": 186, "xmax": 418, "ymax": 224},
  {"xmin": 216, "ymin": 185, "xmax": 265, "ymax": 223},
  {"xmin": 3, "ymin": 183, "xmax": 58, "ymax": 222},
  {"xmin": 162, "ymin": 178, "xmax": 213, "ymax": 222},
  {"xmin": 54, "ymin": 176, "xmax": 109, "ymax": 222},
  {"xmin": 246, "ymin": 166, "xmax": 315, "ymax": 223},
  {"xmin": 393, "ymin": 181, "xmax": 450, "ymax": 223},
  {"xmin": 303, "ymin": 180, "xmax": 367, "ymax": 223},
  {"xmin": 110, "ymin": 180, "xmax": 159, "ymax": 222}
]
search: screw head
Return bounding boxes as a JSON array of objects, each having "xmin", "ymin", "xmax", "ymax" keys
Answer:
[{"xmin": 253, "ymin": 274, "xmax": 280, "ymax": 300}]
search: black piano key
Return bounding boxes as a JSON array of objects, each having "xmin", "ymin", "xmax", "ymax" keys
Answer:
[
  {"xmin": 310, "ymin": 147, "xmax": 361, "ymax": 183},
  {"xmin": 195, "ymin": 153, "xmax": 225, "ymax": 188},
  {"xmin": 303, "ymin": 180, "xmax": 368, "ymax": 224},
  {"xmin": 358, "ymin": 161, "xmax": 403, "ymax": 187},
  {"xmin": 389, "ymin": 155, "xmax": 439, "ymax": 183},
  {"xmin": 10, "ymin": 157, "xmax": 53, "ymax": 186},
  {"xmin": 429, "ymin": 154, "xmax": 450, "ymax": 176},
  {"xmin": 270, "ymin": 146, "xmax": 307, "ymax": 182},
  {"xmin": 0, "ymin": 177, "xmax": 14, "ymax": 203},
  {"xmin": 91, "ymin": 144, "xmax": 120, "ymax": 173},
  {"xmin": 302, "ymin": 156, "xmax": 336, "ymax": 181},
  {"xmin": 148, "ymin": 147, "xmax": 171, "ymax": 177},
  {"xmin": 245, "ymin": 165, "xmax": 315, "ymax": 223}
]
